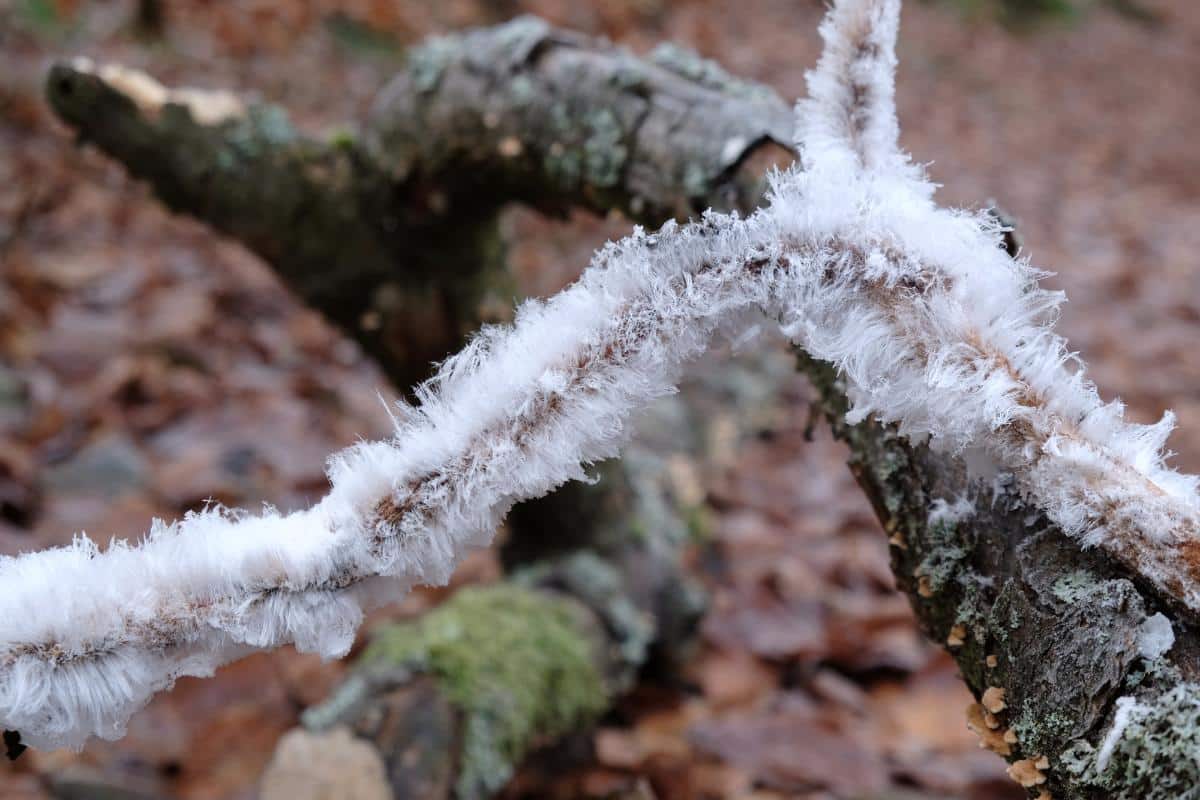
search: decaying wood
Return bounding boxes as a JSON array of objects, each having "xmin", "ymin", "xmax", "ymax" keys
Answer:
[{"xmin": 45, "ymin": 17, "xmax": 792, "ymax": 390}]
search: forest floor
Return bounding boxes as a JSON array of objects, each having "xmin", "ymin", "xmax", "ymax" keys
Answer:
[{"xmin": 1, "ymin": 0, "xmax": 1198, "ymax": 798}]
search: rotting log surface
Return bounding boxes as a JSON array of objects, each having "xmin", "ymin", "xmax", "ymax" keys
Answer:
[
  {"xmin": 361, "ymin": 16, "xmax": 793, "ymax": 222},
  {"xmin": 45, "ymin": 16, "xmax": 791, "ymax": 391},
  {"xmin": 46, "ymin": 16, "xmax": 1200, "ymax": 800},
  {"xmin": 802, "ymin": 355, "xmax": 1200, "ymax": 799}
]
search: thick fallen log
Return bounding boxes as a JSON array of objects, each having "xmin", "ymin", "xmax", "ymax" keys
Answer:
[{"xmin": 45, "ymin": 18, "xmax": 791, "ymax": 390}]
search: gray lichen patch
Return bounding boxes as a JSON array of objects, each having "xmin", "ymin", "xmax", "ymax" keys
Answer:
[
  {"xmin": 649, "ymin": 42, "xmax": 778, "ymax": 104},
  {"xmin": 953, "ymin": 579, "xmax": 991, "ymax": 641},
  {"xmin": 508, "ymin": 74, "xmax": 537, "ymax": 107},
  {"xmin": 1051, "ymin": 569, "xmax": 1110, "ymax": 605},
  {"xmin": 581, "ymin": 108, "xmax": 627, "ymax": 188},
  {"xmin": 539, "ymin": 103, "xmax": 632, "ymax": 191},
  {"xmin": 1062, "ymin": 683, "xmax": 1200, "ymax": 800},
  {"xmin": 218, "ymin": 104, "xmax": 298, "ymax": 163},
  {"xmin": 406, "ymin": 35, "xmax": 457, "ymax": 94},
  {"xmin": 1011, "ymin": 707, "xmax": 1077, "ymax": 762},
  {"xmin": 986, "ymin": 537, "xmax": 1152, "ymax": 773},
  {"xmin": 867, "ymin": 448, "xmax": 910, "ymax": 515},
  {"xmin": 487, "ymin": 15, "xmax": 552, "ymax": 67},
  {"xmin": 915, "ymin": 516, "xmax": 969, "ymax": 595}
]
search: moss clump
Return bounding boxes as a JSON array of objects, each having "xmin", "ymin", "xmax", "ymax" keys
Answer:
[
  {"xmin": 325, "ymin": 127, "xmax": 357, "ymax": 151},
  {"xmin": 1061, "ymin": 683, "xmax": 1200, "ymax": 799},
  {"xmin": 363, "ymin": 584, "xmax": 610, "ymax": 800}
]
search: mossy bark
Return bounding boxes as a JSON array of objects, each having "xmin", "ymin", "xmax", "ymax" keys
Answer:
[
  {"xmin": 45, "ymin": 65, "xmax": 510, "ymax": 393},
  {"xmin": 801, "ymin": 355, "xmax": 1200, "ymax": 799},
  {"xmin": 363, "ymin": 16, "xmax": 793, "ymax": 223}
]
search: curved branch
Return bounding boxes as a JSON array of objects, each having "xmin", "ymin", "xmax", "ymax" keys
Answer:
[{"xmin": 796, "ymin": 0, "xmax": 908, "ymax": 177}]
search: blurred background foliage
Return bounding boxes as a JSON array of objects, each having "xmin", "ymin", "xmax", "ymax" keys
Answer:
[
  {"xmin": 3, "ymin": 0, "xmax": 1164, "ymax": 45},
  {"xmin": 938, "ymin": 0, "xmax": 1157, "ymax": 28}
]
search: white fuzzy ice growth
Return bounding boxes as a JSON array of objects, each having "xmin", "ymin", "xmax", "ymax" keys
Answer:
[
  {"xmin": 928, "ymin": 496, "xmax": 975, "ymax": 527},
  {"xmin": 3, "ymin": 0, "xmax": 1199, "ymax": 751},
  {"xmin": 1137, "ymin": 612, "xmax": 1175, "ymax": 661},
  {"xmin": 1096, "ymin": 695, "xmax": 1146, "ymax": 773}
]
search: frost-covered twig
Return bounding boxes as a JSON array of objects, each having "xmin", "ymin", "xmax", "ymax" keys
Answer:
[{"xmin": 5, "ymin": 0, "xmax": 1200, "ymax": 752}]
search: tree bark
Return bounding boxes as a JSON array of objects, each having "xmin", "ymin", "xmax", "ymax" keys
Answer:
[
  {"xmin": 46, "ymin": 17, "xmax": 1200, "ymax": 800},
  {"xmin": 45, "ymin": 17, "xmax": 791, "ymax": 391},
  {"xmin": 801, "ymin": 356, "xmax": 1200, "ymax": 799},
  {"xmin": 359, "ymin": 16, "xmax": 793, "ymax": 223}
]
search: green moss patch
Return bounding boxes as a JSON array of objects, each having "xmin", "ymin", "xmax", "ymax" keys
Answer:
[{"xmin": 363, "ymin": 584, "xmax": 610, "ymax": 799}]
